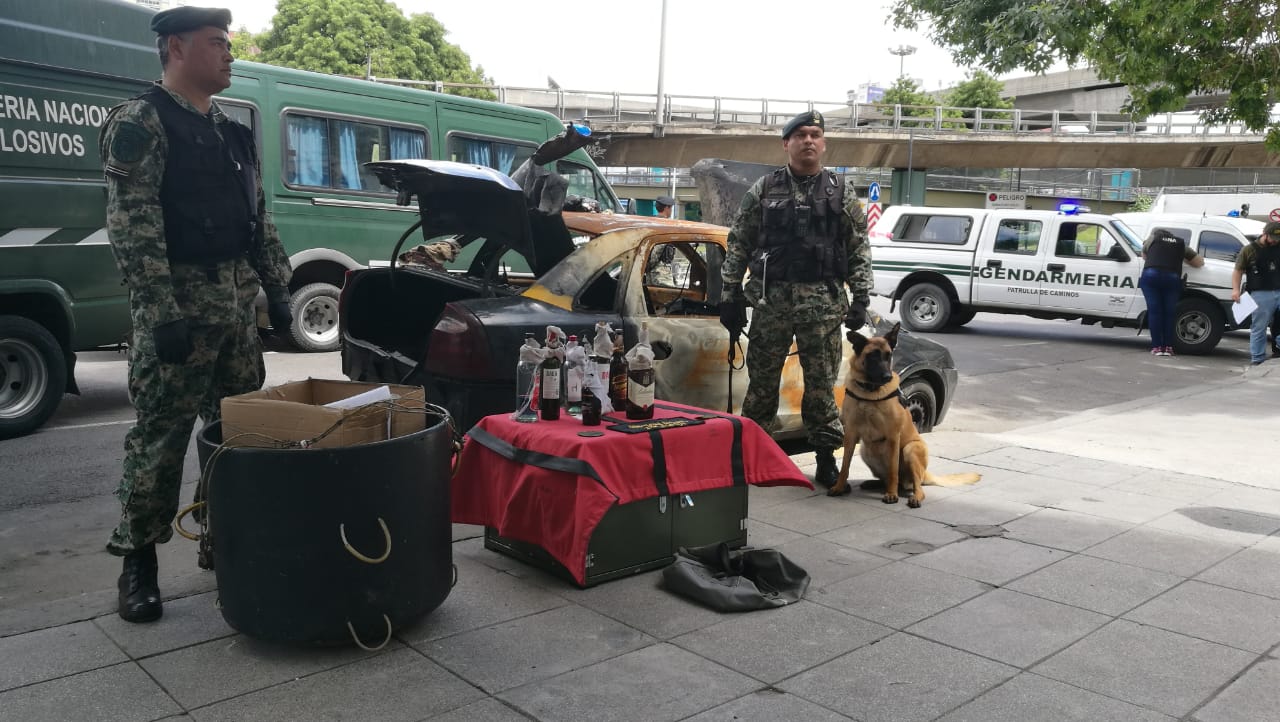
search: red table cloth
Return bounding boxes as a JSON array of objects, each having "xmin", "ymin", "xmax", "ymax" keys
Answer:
[{"xmin": 451, "ymin": 401, "xmax": 812, "ymax": 585}]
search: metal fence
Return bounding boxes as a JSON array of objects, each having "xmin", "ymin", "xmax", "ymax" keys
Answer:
[{"xmin": 369, "ymin": 77, "xmax": 1278, "ymax": 138}]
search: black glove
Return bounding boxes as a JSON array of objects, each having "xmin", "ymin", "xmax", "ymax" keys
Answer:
[
  {"xmin": 153, "ymin": 319, "xmax": 193, "ymax": 364},
  {"xmin": 267, "ymin": 300, "xmax": 293, "ymax": 333},
  {"xmin": 719, "ymin": 299, "xmax": 746, "ymax": 335},
  {"xmin": 844, "ymin": 300, "xmax": 868, "ymax": 331}
]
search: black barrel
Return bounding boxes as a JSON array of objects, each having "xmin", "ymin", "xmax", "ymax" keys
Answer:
[{"xmin": 196, "ymin": 417, "xmax": 454, "ymax": 646}]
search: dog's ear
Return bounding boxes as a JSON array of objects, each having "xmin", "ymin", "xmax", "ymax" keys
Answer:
[
  {"xmin": 847, "ymin": 329, "xmax": 869, "ymax": 355},
  {"xmin": 884, "ymin": 322, "xmax": 901, "ymax": 350}
]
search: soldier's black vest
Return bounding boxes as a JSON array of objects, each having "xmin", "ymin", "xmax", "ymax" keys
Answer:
[
  {"xmin": 753, "ymin": 168, "xmax": 845, "ymax": 282},
  {"xmin": 1143, "ymin": 236, "xmax": 1186, "ymax": 273},
  {"xmin": 1244, "ymin": 241, "xmax": 1280, "ymax": 292},
  {"xmin": 142, "ymin": 86, "xmax": 258, "ymax": 266}
]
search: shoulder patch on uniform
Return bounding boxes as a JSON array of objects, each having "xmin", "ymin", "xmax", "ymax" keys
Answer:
[{"xmin": 110, "ymin": 121, "xmax": 152, "ymax": 164}]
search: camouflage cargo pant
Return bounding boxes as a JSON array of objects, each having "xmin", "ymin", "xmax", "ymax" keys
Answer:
[
  {"xmin": 740, "ymin": 281, "xmax": 845, "ymax": 450},
  {"xmin": 107, "ymin": 321, "xmax": 264, "ymax": 555}
]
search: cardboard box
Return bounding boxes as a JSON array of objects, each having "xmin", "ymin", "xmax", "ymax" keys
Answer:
[{"xmin": 221, "ymin": 379, "xmax": 427, "ymax": 449}]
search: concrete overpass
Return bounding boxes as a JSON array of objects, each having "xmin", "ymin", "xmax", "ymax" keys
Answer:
[{"xmin": 588, "ymin": 122, "xmax": 1277, "ymax": 170}]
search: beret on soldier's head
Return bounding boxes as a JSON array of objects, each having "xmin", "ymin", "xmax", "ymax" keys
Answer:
[
  {"xmin": 150, "ymin": 6, "xmax": 232, "ymax": 35},
  {"xmin": 1264, "ymin": 221, "xmax": 1280, "ymax": 238},
  {"xmin": 656, "ymin": 195, "xmax": 675, "ymax": 207},
  {"xmin": 782, "ymin": 110, "xmax": 825, "ymax": 139}
]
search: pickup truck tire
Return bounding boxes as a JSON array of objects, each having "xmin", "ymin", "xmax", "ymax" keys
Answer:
[
  {"xmin": 0, "ymin": 315, "xmax": 67, "ymax": 439},
  {"xmin": 899, "ymin": 378, "xmax": 936, "ymax": 434},
  {"xmin": 948, "ymin": 307, "xmax": 977, "ymax": 328},
  {"xmin": 289, "ymin": 282, "xmax": 342, "ymax": 353},
  {"xmin": 900, "ymin": 283, "xmax": 953, "ymax": 333},
  {"xmin": 1172, "ymin": 297, "xmax": 1224, "ymax": 356}
]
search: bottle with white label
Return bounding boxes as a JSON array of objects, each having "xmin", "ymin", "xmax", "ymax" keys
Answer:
[
  {"xmin": 625, "ymin": 322, "xmax": 655, "ymax": 419},
  {"xmin": 564, "ymin": 335, "xmax": 586, "ymax": 417},
  {"xmin": 539, "ymin": 330, "xmax": 563, "ymax": 421}
]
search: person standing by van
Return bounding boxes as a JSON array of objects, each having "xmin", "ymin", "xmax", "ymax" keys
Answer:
[
  {"xmin": 1139, "ymin": 228, "xmax": 1203, "ymax": 356},
  {"xmin": 100, "ymin": 6, "xmax": 293, "ymax": 623},
  {"xmin": 655, "ymin": 195, "xmax": 676, "ymax": 218},
  {"xmin": 718, "ymin": 110, "xmax": 872, "ymax": 488},
  {"xmin": 1233, "ymin": 222, "xmax": 1280, "ymax": 366}
]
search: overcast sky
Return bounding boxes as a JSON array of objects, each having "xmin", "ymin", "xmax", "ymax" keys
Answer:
[{"xmin": 216, "ymin": 0, "xmax": 989, "ymax": 101}]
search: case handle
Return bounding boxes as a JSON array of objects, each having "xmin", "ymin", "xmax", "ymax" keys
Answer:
[{"xmin": 340, "ymin": 518, "xmax": 392, "ymax": 564}]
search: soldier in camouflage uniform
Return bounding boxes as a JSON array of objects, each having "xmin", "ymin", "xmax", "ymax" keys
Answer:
[
  {"xmin": 719, "ymin": 110, "xmax": 872, "ymax": 488},
  {"xmin": 101, "ymin": 6, "xmax": 293, "ymax": 623}
]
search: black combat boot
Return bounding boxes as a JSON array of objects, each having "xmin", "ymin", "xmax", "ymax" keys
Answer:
[
  {"xmin": 117, "ymin": 544, "xmax": 162, "ymax": 623},
  {"xmin": 814, "ymin": 448, "xmax": 838, "ymax": 488}
]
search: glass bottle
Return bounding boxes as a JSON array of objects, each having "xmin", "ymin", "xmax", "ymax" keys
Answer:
[
  {"xmin": 514, "ymin": 332, "xmax": 540, "ymax": 423},
  {"xmin": 581, "ymin": 388, "xmax": 601, "ymax": 426},
  {"xmin": 608, "ymin": 332, "xmax": 628, "ymax": 411},
  {"xmin": 564, "ymin": 334, "xmax": 585, "ymax": 417},
  {"xmin": 626, "ymin": 322, "xmax": 655, "ymax": 419},
  {"xmin": 539, "ymin": 330, "xmax": 562, "ymax": 421},
  {"xmin": 591, "ymin": 320, "xmax": 613, "ymax": 394}
]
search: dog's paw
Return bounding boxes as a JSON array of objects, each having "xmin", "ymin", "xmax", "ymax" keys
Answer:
[
  {"xmin": 882, "ymin": 494, "xmax": 899, "ymax": 505},
  {"xmin": 907, "ymin": 495, "xmax": 922, "ymax": 508},
  {"xmin": 827, "ymin": 485, "xmax": 852, "ymax": 497}
]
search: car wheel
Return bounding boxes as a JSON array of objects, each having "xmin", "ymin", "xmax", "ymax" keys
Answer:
[
  {"xmin": 289, "ymin": 282, "xmax": 341, "ymax": 353},
  {"xmin": 900, "ymin": 283, "xmax": 953, "ymax": 333},
  {"xmin": 0, "ymin": 315, "xmax": 67, "ymax": 439},
  {"xmin": 899, "ymin": 378, "xmax": 937, "ymax": 434},
  {"xmin": 1171, "ymin": 297, "xmax": 1224, "ymax": 356}
]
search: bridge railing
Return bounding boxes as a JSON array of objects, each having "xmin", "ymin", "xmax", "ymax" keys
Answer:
[{"xmin": 369, "ymin": 76, "xmax": 1274, "ymax": 137}]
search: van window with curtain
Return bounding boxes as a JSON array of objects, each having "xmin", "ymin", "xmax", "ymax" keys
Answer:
[
  {"xmin": 556, "ymin": 160, "xmax": 619, "ymax": 212},
  {"xmin": 283, "ymin": 112, "xmax": 426, "ymax": 193},
  {"xmin": 447, "ymin": 135, "xmax": 535, "ymax": 176}
]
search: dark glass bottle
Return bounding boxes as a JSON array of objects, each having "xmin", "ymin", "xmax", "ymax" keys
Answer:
[
  {"xmin": 608, "ymin": 335, "xmax": 628, "ymax": 411},
  {"xmin": 539, "ymin": 336, "xmax": 562, "ymax": 421},
  {"xmin": 581, "ymin": 388, "xmax": 601, "ymax": 426}
]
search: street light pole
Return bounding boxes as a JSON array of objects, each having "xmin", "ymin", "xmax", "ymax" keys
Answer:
[
  {"xmin": 654, "ymin": 0, "xmax": 669, "ymax": 138},
  {"xmin": 888, "ymin": 44, "xmax": 917, "ymax": 80}
]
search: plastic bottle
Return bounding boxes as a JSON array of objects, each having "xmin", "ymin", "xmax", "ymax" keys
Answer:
[
  {"xmin": 514, "ymin": 333, "xmax": 541, "ymax": 423},
  {"xmin": 608, "ymin": 332, "xmax": 629, "ymax": 411},
  {"xmin": 539, "ymin": 329, "xmax": 563, "ymax": 421},
  {"xmin": 564, "ymin": 334, "xmax": 586, "ymax": 417},
  {"xmin": 625, "ymin": 322, "xmax": 655, "ymax": 419}
]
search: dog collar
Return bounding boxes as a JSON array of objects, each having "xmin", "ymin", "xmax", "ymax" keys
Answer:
[{"xmin": 847, "ymin": 384, "xmax": 904, "ymax": 403}]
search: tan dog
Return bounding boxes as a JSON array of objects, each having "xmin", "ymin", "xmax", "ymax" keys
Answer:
[{"xmin": 828, "ymin": 323, "xmax": 980, "ymax": 506}]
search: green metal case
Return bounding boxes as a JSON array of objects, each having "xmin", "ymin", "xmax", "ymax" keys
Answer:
[{"xmin": 484, "ymin": 485, "xmax": 748, "ymax": 587}]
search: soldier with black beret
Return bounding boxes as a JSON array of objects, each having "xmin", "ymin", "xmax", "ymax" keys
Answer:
[
  {"xmin": 719, "ymin": 109, "xmax": 873, "ymax": 489},
  {"xmin": 655, "ymin": 195, "xmax": 676, "ymax": 218},
  {"xmin": 100, "ymin": 6, "xmax": 293, "ymax": 623}
]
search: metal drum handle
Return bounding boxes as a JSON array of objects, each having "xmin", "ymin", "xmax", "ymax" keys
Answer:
[{"xmin": 339, "ymin": 518, "xmax": 392, "ymax": 564}]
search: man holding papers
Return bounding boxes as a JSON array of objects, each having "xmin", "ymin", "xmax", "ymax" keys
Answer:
[{"xmin": 1232, "ymin": 221, "xmax": 1280, "ymax": 366}]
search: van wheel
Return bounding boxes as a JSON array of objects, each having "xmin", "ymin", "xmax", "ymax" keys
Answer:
[
  {"xmin": 289, "ymin": 283, "xmax": 342, "ymax": 353},
  {"xmin": 899, "ymin": 378, "xmax": 937, "ymax": 434},
  {"xmin": 1172, "ymin": 297, "xmax": 1224, "ymax": 356},
  {"xmin": 900, "ymin": 283, "xmax": 953, "ymax": 332},
  {"xmin": 0, "ymin": 316, "xmax": 67, "ymax": 439}
]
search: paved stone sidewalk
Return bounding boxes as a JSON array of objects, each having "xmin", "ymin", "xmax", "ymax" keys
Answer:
[{"xmin": 3, "ymin": 373, "xmax": 1280, "ymax": 721}]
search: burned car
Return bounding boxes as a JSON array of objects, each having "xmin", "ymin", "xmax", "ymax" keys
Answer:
[{"xmin": 340, "ymin": 136, "xmax": 958, "ymax": 435}]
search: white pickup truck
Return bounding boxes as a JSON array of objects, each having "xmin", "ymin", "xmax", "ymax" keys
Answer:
[{"xmin": 869, "ymin": 206, "xmax": 1242, "ymax": 354}]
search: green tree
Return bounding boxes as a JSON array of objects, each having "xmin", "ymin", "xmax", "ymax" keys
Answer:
[
  {"xmin": 877, "ymin": 77, "xmax": 937, "ymax": 127},
  {"xmin": 945, "ymin": 70, "xmax": 1014, "ymax": 130},
  {"xmin": 229, "ymin": 26, "xmax": 260, "ymax": 60},
  {"xmin": 889, "ymin": 0, "xmax": 1280, "ymax": 151},
  {"xmin": 255, "ymin": 0, "xmax": 493, "ymax": 100}
]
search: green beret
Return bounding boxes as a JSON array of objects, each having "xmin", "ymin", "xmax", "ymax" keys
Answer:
[
  {"xmin": 1264, "ymin": 221, "xmax": 1280, "ymax": 238},
  {"xmin": 150, "ymin": 6, "xmax": 231, "ymax": 35},
  {"xmin": 782, "ymin": 110, "xmax": 825, "ymax": 139}
]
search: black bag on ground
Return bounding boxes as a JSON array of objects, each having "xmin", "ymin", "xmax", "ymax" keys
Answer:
[{"xmin": 661, "ymin": 542, "xmax": 809, "ymax": 612}]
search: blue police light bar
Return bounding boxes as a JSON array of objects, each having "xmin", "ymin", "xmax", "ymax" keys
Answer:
[{"xmin": 1058, "ymin": 201, "xmax": 1091, "ymax": 214}]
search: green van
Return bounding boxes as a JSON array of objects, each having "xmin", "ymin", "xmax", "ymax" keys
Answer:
[{"xmin": 0, "ymin": 0, "xmax": 620, "ymax": 438}]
